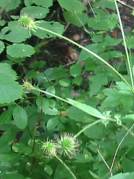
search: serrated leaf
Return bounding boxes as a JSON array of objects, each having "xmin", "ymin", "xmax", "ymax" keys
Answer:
[
  {"xmin": 13, "ymin": 106, "xmax": 28, "ymax": 129},
  {"xmin": 88, "ymin": 13, "xmax": 117, "ymax": 31},
  {"xmin": 21, "ymin": 6, "xmax": 49, "ymax": 19},
  {"xmin": 7, "ymin": 43, "xmax": 35, "ymax": 58}
]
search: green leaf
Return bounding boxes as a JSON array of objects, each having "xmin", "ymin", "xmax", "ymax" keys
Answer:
[
  {"xmin": 58, "ymin": 0, "xmax": 85, "ymax": 13},
  {"xmin": 95, "ymin": 0, "xmax": 115, "ymax": 10},
  {"xmin": 0, "ymin": 63, "xmax": 17, "ymax": 80},
  {"xmin": 88, "ymin": 13, "xmax": 118, "ymax": 31},
  {"xmin": 36, "ymin": 97, "xmax": 59, "ymax": 115},
  {"xmin": 84, "ymin": 123, "xmax": 106, "ymax": 139},
  {"xmin": 90, "ymin": 72, "xmax": 108, "ymax": 96},
  {"xmin": 122, "ymin": 114, "xmax": 134, "ymax": 122},
  {"xmin": 32, "ymin": 0, "xmax": 53, "ymax": 8},
  {"xmin": 67, "ymin": 98, "xmax": 105, "ymax": 119},
  {"xmin": 126, "ymin": 36, "xmax": 134, "ymax": 49},
  {"xmin": 13, "ymin": 106, "xmax": 28, "ymax": 129},
  {"xmin": 67, "ymin": 106, "xmax": 94, "ymax": 123},
  {"xmin": 0, "ymin": 0, "xmax": 21, "ymax": 11},
  {"xmin": 64, "ymin": 11, "xmax": 88, "ymax": 26},
  {"xmin": 0, "ymin": 40, "xmax": 4, "ymax": 54},
  {"xmin": 109, "ymin": 172, "xmax": 134, "ymax": 179},
  {"xmin": 47, "ymin": 117, "xmax": 60, "ymax": 131},
  {"xmin": 59, "ymin": 79, "xmax": 70, "ymax": 87},
  {"xmin": 33, "ymin": 20, "xmax": 64, "ymax": 39},
  {"xmin": 4, "ymin": 21, "xmax": 31, "ymax": 43},
  {"xmin": 1, "ymin": 173, "xmax": 25, "ymax": 179},
  {"xmin": 70, "ymin": 63, "xmax": 81, "ymax": 77},
  {"xmin": 21, "ymin": 6, "xmax": 49, "ymax": 19},
  {"xmin": 0, "ymin": 76, "xmax": 23, "ymax": 104},
  {"xmin": 0, "ymin": 63, "xmax": 23, "ymax": 104},
  {"xmin": 7, "ymin": 43, "xmax": 35, "ymax": 58}
]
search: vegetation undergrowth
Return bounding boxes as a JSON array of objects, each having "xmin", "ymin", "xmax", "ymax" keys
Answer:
[{"xmin": 0, "ymin": 0, "xmax": 134, "ymax": 179}]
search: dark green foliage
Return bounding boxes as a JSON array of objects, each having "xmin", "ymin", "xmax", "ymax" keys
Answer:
[{"xmin": 0, "ymin": 0, "xmax": 134, "ymax": 178}]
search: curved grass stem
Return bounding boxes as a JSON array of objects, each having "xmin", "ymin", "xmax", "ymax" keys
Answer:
[
  {"xmin": 36, "ymin": 26, "xmax": 131, "ymax": 89},
  {"xmin": 110, "ymin": 123, "xmax": 134, "ymax": 174},
  {"xmin": 74, "ymin": 120, "xmax": 102, "ymax": 138}
]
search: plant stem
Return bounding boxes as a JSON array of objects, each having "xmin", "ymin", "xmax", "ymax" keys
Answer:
[
  {"xmin": 55, "ymin": 155, "xmax": 77, "ymax": 179},
  {"xmin": 117, "ymin": 0, "xmax": 134, "ymax": 10},
  {"xmin": 110, "ymin": 123, "xmax": 134, "ymax": 174},
  {"xmin": 114, "ymin": 0, "xmax": 134, "ymax": 87},
  {"xmin": 74, "ymin": 120, "xmax": 102, "ymax": 138},
  {"xmin": 98, "ymin": 149, "xmax": 113, "ymax": 177},
  {"xmin": 33, "ymin": 87, "xmax": 70, "ymax": 103},
  {"xmin": 36, "ymin": 26, "xmax": 131, "ymax": 89}
]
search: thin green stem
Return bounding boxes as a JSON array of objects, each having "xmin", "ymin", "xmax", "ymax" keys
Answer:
[
  {"xmin": 74, "ymin": 120, "xmax": 102, "ymax": 138},
  {"xmin": 110, "ymin": 123, "xmax": 134, "ymax": 174},
  {"xmin": 34, "ymin": 87, "xmax": 68, "ymax": 103},
  {"xmin": 114, "ymin": 0, "xmax": 134, "ymax": 87},
  {"xmin": 98, "ymin": 149, "xmax": 113, "ymax": 177},
  {"xmin": 87, "ymin": 0, "xmax": 96, "ymax": 17},
  {"xmin": 36, "ymin": 26, "xmax": 131, "ymax": 88},
  {"xmin": 55, "ymin": 155, "xmax": 77, "ymax": 179}
]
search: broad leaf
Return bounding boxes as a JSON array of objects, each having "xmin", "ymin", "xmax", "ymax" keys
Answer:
[
  {"xmin": 5, "ymin": 21, "xmax": 31, "ymax": 43},
  {"xmin": 0, "ymin": 63, "xmax": 17, "ymax": 80},
  {"xmin": 0, "ymin": 63, "xmax": 23, "ymax": 104},
  {"xmin": 58, "ymin": 0, "xmax": 85, "ymax": 13},
  {"xmin": 33, "ymin": 20, "xmax": 64, "ymax": 39},
  {"xmin": 21, "ymin": 6, "xmax": 49, "ymax": 19},
  {"xmin": 0, "ymin": 75, "xmax": 23, "ymax": 104},
  {"xmin": 0, "ymin": 0, "xmax": 21, "ymax": 11},
  {"xmin": 7, "ymin": 43, "xmax": 35, "ymax": 58},
  {"xmin": 32, "ymin": 0, "xmax": 53, "ymax": 8},
  {"xmin": 13, "ymin": 106, "xmax": 28, "ymax": 129}
]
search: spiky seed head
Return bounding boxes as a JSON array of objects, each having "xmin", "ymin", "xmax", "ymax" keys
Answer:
[
  {"xmin": 18, "ymin": 15, "xmax": 37, "ymax": 31},
  {"xmin": 57, "ymin": 133, "xmax": 79, "ymax": 158},
  {"xmin": 42, "ymin": 140, "xmax": 56, "ymax": 158}
]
